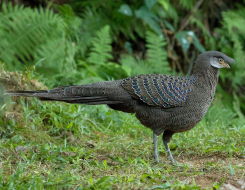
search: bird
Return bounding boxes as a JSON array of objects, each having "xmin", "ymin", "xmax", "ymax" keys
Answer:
[{"xmin": 5, "ymin": 51, "xmax": 235, "ymax": 164}]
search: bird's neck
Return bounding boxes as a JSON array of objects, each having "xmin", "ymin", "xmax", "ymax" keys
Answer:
[{"xmin": 194, "ymin": 66, "xmax": 219, "ymax": 96}]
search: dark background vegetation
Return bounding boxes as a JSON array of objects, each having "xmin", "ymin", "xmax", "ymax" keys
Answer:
[{"xmin": 0, "ymin": 0, "xmax": 245, "ymax": 189}]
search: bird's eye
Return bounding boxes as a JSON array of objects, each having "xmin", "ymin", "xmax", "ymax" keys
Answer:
[{"xmin": 218, "ymin": 58, "xmax": 223, "ymax": 63}]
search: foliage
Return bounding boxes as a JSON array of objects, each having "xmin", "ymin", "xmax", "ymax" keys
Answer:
[
  {"xmin": 87, "ymin": 25, "xmax": 113, "ymax": 65},
  {"xmin": 146, "ymin": 31, "xmax": 170, "ymax": 73},
  {"xmin": 220, "ymin": 8, "xmax": 245, "ymax": 89},
  {"xmin": 1, "ymin": 0, "xmax": 245, "ymax": 188},
  {"xmin": 120, "ymin": 31, "xmax": 171, "ymax": 76},
  {"xmin": 0, "ymin": 2, "xmax": 76, "ymax": 77},
  {"xmin": 0, "ymin": 0, "xmax": 244, "ymax": 141}
]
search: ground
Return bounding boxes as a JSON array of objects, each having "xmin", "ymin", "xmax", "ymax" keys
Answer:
[{"xmin": 0, "ymin": 68, "xmax": 244, "ymax": 189}]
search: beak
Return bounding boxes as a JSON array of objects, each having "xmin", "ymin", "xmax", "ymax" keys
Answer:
[{"xmin": 220, "ymin": 61, "xmax": 230, "ymax": 69}]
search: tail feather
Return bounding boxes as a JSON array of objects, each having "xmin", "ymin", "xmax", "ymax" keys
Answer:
[
  {"xmin": 5, "ymin": 89, "xmax": 110, "ymax": 104},
  {"xmin": 5, "ymin": 90, "xmax": 48, "ymax": 96},
  {"xmin": 39, "ymin": 96, "xmax": 110, "ymax": 103},
  {"xmin": 4, "ymin": 83, "xmax": 127, "ymax": 105}
]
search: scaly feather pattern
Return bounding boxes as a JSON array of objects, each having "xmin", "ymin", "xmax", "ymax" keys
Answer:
[{"xmin": 122, "ymin": 74, "xmax": 197, "ymax": 108}]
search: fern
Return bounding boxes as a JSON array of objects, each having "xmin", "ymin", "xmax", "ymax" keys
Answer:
[
  {"xmin": 35, "ymin": 37, "xmax": 76, "ymax": 71},
  {"xmin": 145, "ymin": 31, "xmax": 171, "ymax": 74},
  {"xmin": 222, "ymin": 9, "xmax": 245, "ymax": 34},
  {"xmin": 78, "ymin": 7, "xmax": 108, "ymax": 58},
  {"xmin": 120, "ymin": 55, "xmax": 136, "ymax": 76},
  {"xmin": 219, "ymin": 8, "xmax": 245, "ymax": 90},
  {"xmin": 120, "ymin": 31, "xmax": 171, "ymax": 76},
  {"xmin": 0, "ymin": 3, "xmax": 67, "ymax": 70},
  {"xmin": 87, "ymin": 25, "xmax": 113, "ymax": 65},
  {"xmin": 208, "ymin": 7, "xmax": 245, "ymax": 117},
  {"xmin": 120, "ymin": 55, "xmax": 151, "ymax": 76}
]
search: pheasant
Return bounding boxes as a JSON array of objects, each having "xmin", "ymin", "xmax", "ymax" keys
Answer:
[{"xmin": 5, "ymin": 51, "xmax": 235, "ymax": 164}]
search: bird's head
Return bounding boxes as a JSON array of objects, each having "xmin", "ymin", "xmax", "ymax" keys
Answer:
[{"xmin": 195, "ymin": 51, "xmax": 235, "ymax": 70}]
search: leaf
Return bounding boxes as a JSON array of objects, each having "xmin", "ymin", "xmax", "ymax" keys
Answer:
[
  {"xmin": 145, "ymin": 0, "xmax": 158, "ymax": 9},
  {"xmin": 135, "ymin": 6, "xmax": 162, "ymax": 35},
  {"xmin": 34, "ymin": 58, "xmax": 46, "ymax": 67},
  {"xmin": 158, "ymin": 0, "xmax": 169, "ymax": 10},
  {"xmin": 187, "ymin": 31, "xmax": 205, "ymax": 52},
  {"xmin": 175, "ymin": 32, "xmax": 190, "ymax": 53},
  {"xmin": 78, "ymin": 7, "xmax": 108, "ymax": 57},
  {"xmin": 118, "ymin": 4, "xmax": 133, "ymax": 16},
  {"xmin": 120, "ymin": 54, "xmax": 135, "ymax": 75},
  {"xmin": 124, "ymin": 41, "xmax": 133, "ymax": 54},
  {"xmin": 163, "ymin": 20, "xmax": 175, "ymax": 31},
  {"xmin": 222, "ymin": 9, "xmax": 245, "ymax": 34},
  {"xmin": 98, "ymin": 62, "xmax": 128, "ymax": 80},
  {"xmin": 0, "ymin": 2, "xmax": 67, "ymax": 71},
  {"xmin": 87, "ymin": 25, "xmax": 113, "ymax": 65},
  {"xmin": 117, "ymin": 155, "xmax": 125, "ymax": 163},
  {"xmin": 146, "ymin": 31, "xmax": 169, "ymax": 70},
  {"xmin": 179, "ymin": 0, "xmax": 195, "ymax": 10},
  {"xmin": 229, "ymin": 163, "xmax": 234, "ymax": 176},
  {"xmin": 175, "ymin": 31, "xmax": 205, "ymax": 53},
  {"xmin": 141, "ymin": 173, "xmax": 150, "ymax": 179},
  {"xmin": 94, "ymin": 176, "xmax": 111, "ymax": 186},
  {"xmin": 66, "ymin": 121, "xmax": 74, "ymax": 129},
  {"xmin": 150, "ymin": 182, "xmax": 171, "ymax": 189},
  {"xmin": 120, "ymin": 31, "xmax": 171, "ymax": 76}
]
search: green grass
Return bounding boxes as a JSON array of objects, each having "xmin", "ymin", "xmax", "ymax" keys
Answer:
[
  {"xmin": 0, "ymin": 96, "xmax": 244, "ymax": 189},
  {"xmin": 0, "ymin": 65, "xmax": 244, "ymax": 189}
]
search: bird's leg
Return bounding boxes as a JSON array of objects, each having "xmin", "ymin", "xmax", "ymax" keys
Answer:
[
  {"xmin": 163, "ymin": 141, "xmax": 175, "ymax": 165},
  {"xmin": 153, "ymin": 132, "xmax": 159, "ymax": 163},
  {"xmin": 162, "ymin": 130, "xmax": 175, "ymax": 165}
]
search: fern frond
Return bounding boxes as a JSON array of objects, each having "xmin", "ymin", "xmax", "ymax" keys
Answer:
[
  {"xmin": 87, "ymin": 25, "xmax": 113, "ymax": 65},
  {"xmin": 145, "ymin": 31, "xmax": 171, "ymax": 74},
  {"xmin": 35, "ymin": 37, "xmax": 76, "ymax": 71},
  {"xmin": 221, "ymin": 8, "xmax": 245, "ymax": 89},
  {"xmin": 120, "ymin": 54, "xmax": 135, "ymax": 76},
  {"xmin": 222, "ymin": 9, "xmax": 245, "ymax": 34},
  {"xmin": 0, "ymin": 2, "xmax": 66, "ymax": 71},
  {"xmin": 120, "ymin": 54, "xmax": 151, "ymax": 76},
  {"xmin": 120, "ymin": 31, "xmax": 171, "ymax": 76},
  {"xmin": 78, "ymin": 7, "xmax": 108, "ymax": 57}
]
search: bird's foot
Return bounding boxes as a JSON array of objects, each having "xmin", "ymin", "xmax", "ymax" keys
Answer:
[
  {"xmin": 154, "ymin": 153, "xmax": 159, "ymax": 163},
  {"xmin": 167, "ymin": 150, "xmax": 175, "ymax": 165},
  {"xmin": 149, "ymin": 154, "xmax": 159, "ymax": 163}
]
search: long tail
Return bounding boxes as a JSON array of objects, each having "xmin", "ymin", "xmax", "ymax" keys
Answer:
[{"xmin": 5, "ymin": 81, "xmax": 131, "ymax": 105}]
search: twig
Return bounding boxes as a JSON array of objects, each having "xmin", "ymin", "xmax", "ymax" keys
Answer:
[
  {"xmin": 178, "ymin": 0, "xmax": 204, "ymax": 32},
  {"xmin": 160, "ymin": 22, "xmax": 183, "ymax": 73},
  {"xmin": 175, "ymin": 60, "xmax": 183, "ymax": 74}
]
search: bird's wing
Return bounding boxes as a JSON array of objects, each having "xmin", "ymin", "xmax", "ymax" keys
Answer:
[{"xmin": 122, "ymin": 74, "xmax": 197, "ymax": 108}]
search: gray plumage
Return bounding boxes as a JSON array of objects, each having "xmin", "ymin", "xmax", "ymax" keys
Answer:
[{"xmin": 5, "ymin": 51, "xmax": 235, "ymax": 164}]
